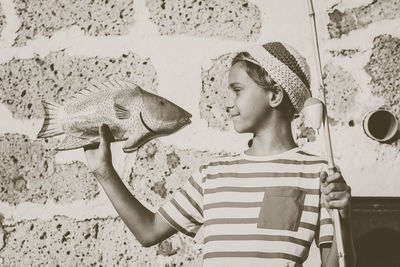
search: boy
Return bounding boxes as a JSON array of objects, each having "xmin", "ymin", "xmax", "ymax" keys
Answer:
[{"xmin": 84, "ymin": 42, "xmax": 355, "ymax": 266}]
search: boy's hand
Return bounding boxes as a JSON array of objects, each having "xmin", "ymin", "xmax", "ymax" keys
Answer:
[
  {"xmin": 320, "ymin": 170, "xmax": 351, "ymax": 220},
  {"xmin": 84, "ymin": 124, "xmax": 115, "ymax": 175}
]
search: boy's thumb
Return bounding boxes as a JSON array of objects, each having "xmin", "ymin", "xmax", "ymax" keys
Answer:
[{"xmin": 99, "ymin": 124, "xmax": 113, "ymax": 147}]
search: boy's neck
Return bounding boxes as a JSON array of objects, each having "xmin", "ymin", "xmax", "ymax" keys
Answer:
[{"xmin": 245, "ymin": 115, "xmax": 297, "ymax": 157}]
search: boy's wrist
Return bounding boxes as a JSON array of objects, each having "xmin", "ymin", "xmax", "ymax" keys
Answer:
[{"xmin": 91, "ymin": 163, "xmax": 116, "ymax": 181}]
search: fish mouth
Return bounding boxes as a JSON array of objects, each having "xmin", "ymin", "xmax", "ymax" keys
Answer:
[
  {"xmin": 177, "ymin": 115, "xmax": 192, "ymax": 129},
  {"xmin": 183, "ymin": 116, "xmax": 192, "ymax": 125},
  {"xmin": 183, "ymin": 112, "xmax": 192, "ymax": 125},
  {"xmin": 179, "ymin": 118, "xmax": 191, "ymax": 129}
]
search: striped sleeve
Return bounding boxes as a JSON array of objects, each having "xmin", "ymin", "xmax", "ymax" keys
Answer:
[
  {"xmin": 315, "ymin": 163, "xmax": 336, "ymax": 247},
  {"xmin": 156, "ymin": 167, "xmax": 204, "ymax": 238},
  {"xmin": 316, "ymin": 203, "xmax": 334, "ymax": 247}
]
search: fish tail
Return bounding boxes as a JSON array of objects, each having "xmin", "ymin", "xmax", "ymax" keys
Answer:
[{"xmin": 37, "ymin": 100, "xmax": 66, "ymax": 138}]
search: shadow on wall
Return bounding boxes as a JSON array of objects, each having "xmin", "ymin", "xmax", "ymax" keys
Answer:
[{"xmin": 355, "ymin": 228, "xmax": 400, "ymax": 267}]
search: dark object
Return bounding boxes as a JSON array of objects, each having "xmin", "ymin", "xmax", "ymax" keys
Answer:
[
  {"xmin": 352, "ymin": 197, "xmax": 400, "ymax": 267},
  {"xmin": 362, "ymin": 108, "xmax": 398, "ymax": 142}
]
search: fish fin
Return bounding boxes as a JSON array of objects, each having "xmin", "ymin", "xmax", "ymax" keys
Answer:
[
  {"xmin": 88, "ymin": 80, "xmax": 140, "ymax": 94},
  {"xmin": 66, "ymin": 80, "xmax": 140, "ymax": 105},
  {"xmin": 122, "ymin": 132, "xmax": 166, "ymax": 153},
  {"xmin": 100, "ymin": 80, "xmax": 139, "ymax": 91},
  {"xmin": 114, "ymin": 103, "xmax": 131, "ymax": 120},
  {"xmin": 55, "ymin": 135, "xmax": 95, "ymax": 151},
  {"xmin": 37, "ymin": 101, "xmax": 66, "ymax": 138}
]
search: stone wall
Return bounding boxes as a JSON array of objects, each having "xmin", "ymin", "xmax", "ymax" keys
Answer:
[{"xmin": 0, "ymin": 0, "xmax": 399, "ymax": 266}]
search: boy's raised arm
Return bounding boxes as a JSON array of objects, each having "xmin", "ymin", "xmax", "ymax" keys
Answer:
[{"xmin": 84, "ymin": 124, "xmax": 177, "ymax": 247}]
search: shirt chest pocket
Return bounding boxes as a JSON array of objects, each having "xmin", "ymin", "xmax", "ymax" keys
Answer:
[{"xmin": 257, "ymin": 187, "xmax": 306, "ymax": 231}]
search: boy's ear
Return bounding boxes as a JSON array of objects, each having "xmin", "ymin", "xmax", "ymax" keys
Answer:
[{"xmin": 268, "ymin": 85, "xmax": 284, "ymax": 108}]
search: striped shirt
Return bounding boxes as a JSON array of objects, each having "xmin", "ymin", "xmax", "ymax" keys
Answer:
[{"xmin": 157, "ymin": 147, "xmax": 334, "ymax": 267}]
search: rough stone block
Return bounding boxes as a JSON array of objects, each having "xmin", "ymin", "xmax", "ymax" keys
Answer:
[
  {"xmin": 13, "ymin": 0, "xmax": 135, "ymax": 46},
  {"xmin": 329, "ymin": 49, "xmax": 359, "ymax": 58},
  {"xmin": 129, "ymin": 140, "xmax": 233, "ymax": 208},
  {"xmin": 0, "ymin": 216, "xmax": 203, "ymax": 266},
  {"xmin": 0, "ymin": 214, "xmax": 4, "ymax": 251},
  {"xmin": 323, "ymin": 62, "xmax": 360, "ymax": 122},
  {"xmin": 157, "ymin": 240, "xmax": 178, "ymax": 256},
  {"xmin": 146, "ymin": 0, "xmax": 261, "ymax": 41},
  {"xmin": 365, "ymin": 34, "xmax": 400, "ymax": 120},
  {"xmin": 0, "ymin": 133, "xmax": 98, "ymax": 205},
  {"xmin": 293, "ymin": 114, "xmax": 317, "ymax": 147},
  {"xmin": 328, "ymin": 0, "xmax": 400, "ymax": 38},
  {"xmin": 0, "ymin": 3, "xmax": 5, "ymax": 38},
  {"xmin": 0, "ymin": 52, "xmax": 158, "ymax": 120},
  {"xmin": 200, "ymin": 53, "xmax": 234, "ymax": 131},
  {"xmin": 0, "ymin": 216, "xmax": 152, "ymax": 266},
  {"xmin": 0, "ymin": 137, "xmax": 221, "ymax": 265}
]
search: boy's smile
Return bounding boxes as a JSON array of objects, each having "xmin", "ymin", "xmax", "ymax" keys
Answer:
[{"xmin": 227, "ymin": 63, "xmax": 272, "ymax": 134}]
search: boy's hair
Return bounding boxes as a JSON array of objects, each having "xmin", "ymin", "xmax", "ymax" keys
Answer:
[{"xmin": 231, "ymin": 53, "xmax": 296, "ymax": 121}]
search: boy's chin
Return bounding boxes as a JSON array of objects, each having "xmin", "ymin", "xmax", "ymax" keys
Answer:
[{"xmin": 233, "ymin": 124, "xmax": 252, "ymax": 134}]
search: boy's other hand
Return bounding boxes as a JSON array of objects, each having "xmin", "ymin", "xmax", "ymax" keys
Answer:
[
  {"xmin": 84, "ymin": 124, "xmax": 115, "ymax": 175},
  {"xmin": 320, "ymin": 171, "xmax": 351, "ymax": 220}
]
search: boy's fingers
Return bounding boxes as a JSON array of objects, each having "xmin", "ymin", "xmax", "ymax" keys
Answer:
[
  {"xmin": 322, "ymin": 182, "xmax": 348, "ymax": 194},
  {"xmin": 324, "ymin": 191, "xmax": 349, "ymax": 202},
  {"xmin": 320, "ymin": 171, "xmax": 328, "ymax": 184},
  {"xmin": 321, "ymin": 170, "xmax": 345, "ymax": 184},
  {"xmin": 326, "ymin": 171, "xmax": 345, "ymax": 184},
  {"xmin": 325, "ymin": 199, "xmax": 349, "ymax": 209}
]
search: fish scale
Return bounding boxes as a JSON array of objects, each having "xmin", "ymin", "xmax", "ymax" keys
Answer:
[{"xmin": 37, "ymin": 80, "xmax": 192, "ymax": 153}]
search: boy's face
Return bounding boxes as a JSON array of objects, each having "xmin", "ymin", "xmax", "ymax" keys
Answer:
[{"xmin": 227, "ymin": 63, "xmax": 271, "ymax": 134}]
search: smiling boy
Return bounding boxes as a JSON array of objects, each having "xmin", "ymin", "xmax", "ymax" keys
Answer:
[{"xmin": 84, "ymin": 42, "xmax": 355, "ymax": 266}]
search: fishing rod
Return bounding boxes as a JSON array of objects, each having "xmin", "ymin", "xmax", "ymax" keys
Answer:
[{"xmin": 303, "ymin": 0, "xmax": 346, "ymax": 266}]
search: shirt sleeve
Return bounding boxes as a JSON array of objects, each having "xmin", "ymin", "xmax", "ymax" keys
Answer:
[
  {"xmin": 156, "ymin": 166, "xmax": 204, "ymax": 238},
  {"xmin": 315, "ymin": 201, "xmax": 334, "ymax": 247},
  {"xmin": 315, "ymin": 163, "xmax": 338, "ymax": 247}
]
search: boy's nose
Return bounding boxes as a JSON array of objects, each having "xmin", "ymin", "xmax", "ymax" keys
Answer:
[
  {"xmin": 225, "ymin": 96, "xmax": 235, "ymax": 113},
  {"xmin": 225, "ymin": 91, "xmax": 236, "ymax": 110}
]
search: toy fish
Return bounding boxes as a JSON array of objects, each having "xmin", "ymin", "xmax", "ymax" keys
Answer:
[{"xmin": 37, "ymin": 80, "xmax": 192, "ymax": 152}]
